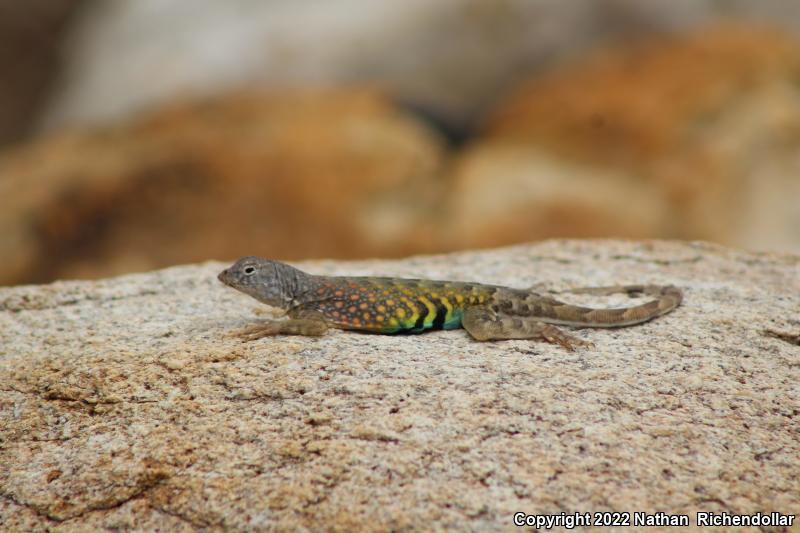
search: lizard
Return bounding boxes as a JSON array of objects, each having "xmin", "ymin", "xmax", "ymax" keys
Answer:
[{"xmin": 218, "ymin": 256, "xmax": 683, "ymax": 350}]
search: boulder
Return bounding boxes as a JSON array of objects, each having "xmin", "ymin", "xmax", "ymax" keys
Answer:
[
  {"xmin": 443, "ymin": 143, "xmax": 671, "ymax": 250},
  {"xmin": 2, "ymin": 240, "xmax": 797, "ymax": 531},
  {"xmin": 0, "ymin": 88, "xmax": 445, "ymax": 285},
  {"xmin": 482, "ymin": 25, "xmax": 800, "ymax": 251}
]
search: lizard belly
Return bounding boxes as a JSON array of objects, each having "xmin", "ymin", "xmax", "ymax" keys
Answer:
[{"xmin": 314, "ymin": 294, "xmax": 464, "ymax": 334}]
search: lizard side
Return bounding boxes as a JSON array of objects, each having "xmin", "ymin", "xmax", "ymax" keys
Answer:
[{"xmin": 218, "ymin": 257, "xmax": 682, "ymax": 350}]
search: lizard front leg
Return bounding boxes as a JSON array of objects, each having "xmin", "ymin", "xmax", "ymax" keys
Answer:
[
  {"xmin": 462, "ymin": 306, "xmax": 590, "ymax": 350},
  {"xmin": 235, "ymin": 309, "xmax": 328, "ymax": 341}
]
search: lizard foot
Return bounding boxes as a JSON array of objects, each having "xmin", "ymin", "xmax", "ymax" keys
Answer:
[{"xmin": 539, "ymin": 324, "xmax": 594, "ymax": 351}]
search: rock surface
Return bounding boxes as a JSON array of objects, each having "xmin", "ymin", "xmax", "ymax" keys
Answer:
[{"xmin": 1, "ymin": 240, "xmax": 798, "ymax": 531}]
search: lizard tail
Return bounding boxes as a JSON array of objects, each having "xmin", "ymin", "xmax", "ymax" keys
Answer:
[{"xmin": 532, "ymin": 285, "xmax": 683, "ymax": 327}]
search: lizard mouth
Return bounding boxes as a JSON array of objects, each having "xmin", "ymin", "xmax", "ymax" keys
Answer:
[{"xmin": 218, "ymin": 269, "xmax": 231, "ymax": 285}]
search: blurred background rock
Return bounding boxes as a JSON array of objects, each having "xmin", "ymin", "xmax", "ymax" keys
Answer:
[{"xmin": 2, "ymin": 0, "xmax": 800, "ymax": 285}]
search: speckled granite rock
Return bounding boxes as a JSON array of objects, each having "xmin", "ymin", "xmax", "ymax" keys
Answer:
[{"xmin": 1, "ymin": 240, "xmax": 798, "ymax": 532}]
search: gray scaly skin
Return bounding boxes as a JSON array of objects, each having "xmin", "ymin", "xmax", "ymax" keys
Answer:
[{"xmin": 218, "ymin": 257, "xmax": 683, "ymax": 350}]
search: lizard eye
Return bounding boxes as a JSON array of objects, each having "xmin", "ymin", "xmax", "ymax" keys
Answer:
[{"xmin": 243, "ymin": 266, "xmax": 256, "ymax": 275}]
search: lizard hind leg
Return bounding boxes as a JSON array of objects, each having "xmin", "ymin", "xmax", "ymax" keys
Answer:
[{"xmin": 462, "ymin": 306, "xmax": 590, "ymax": 350}]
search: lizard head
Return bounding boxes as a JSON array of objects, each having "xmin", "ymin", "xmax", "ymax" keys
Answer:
[{"xmin": 218, "ymin": 256, "xmax": 301, "ymax": 309}]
